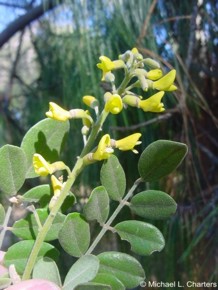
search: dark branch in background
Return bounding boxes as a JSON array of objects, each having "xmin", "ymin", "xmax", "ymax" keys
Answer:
[{"xmin": 0, "ymin": 0, "xmax": 62, "ymax": 48}]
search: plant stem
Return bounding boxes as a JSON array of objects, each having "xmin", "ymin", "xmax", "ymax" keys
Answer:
[
  {"xmin": 85, "ymin": 177, "xmax": 142, "ymax": 255},
  {"xmin": 22, "ymin": 158, "xmax": 85, "ymax": 280},
  {"xmin": 0, "ymin": 205, "xmax": 12, "ymax": 250}
]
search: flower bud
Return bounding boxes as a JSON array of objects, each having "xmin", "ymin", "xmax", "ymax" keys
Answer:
[
  {"xmin": 122, "ymin": 95, "xmax": 140, "ymax": 108},
  {"xmin": 83, "ymin": 95, "xmax": 99, "ymax": 108},
  {"xmin": 143, "ymin": 58, "xmax": 160, "ymax": 69},
  {"xmin": 147, "ymin": 69, "xmax": 163, "ymax": 80}
]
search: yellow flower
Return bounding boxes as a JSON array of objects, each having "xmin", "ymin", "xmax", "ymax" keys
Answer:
[
  {"xmin": 97, "ymin": 56, "xmax": 115, "ymax": 80},
  {"xmin": 113, "ymin": 133, "xmax": 142, "ymax": 154},
  {"xmin": 147, "ymin": 69, "xmax": 163, "ymax": 80},
  {"xmin": 153, "ymin": 69, "xmax": 176, "ymax": 91},
  {"xmin": 46, "ymin": 102, "xmax": 71, "ymax": 121},
  {"xmin": 139, "ymin": 91, "xmax": 165, "ymax": 112},
  {"xmin": 104, "ymin": 93, "xmax": 123, "ymax": 114},
  {"xmin": 97, "ymin": 56, "xmax": 124, "ymax": 80},
  {"xmin": 131, "ymin": 47, "xmax": 139, "ymax": 54},
  {"xmin": 33, "ymin": 154, "xmax": 53, "ymax": 176},
  {"xmin": 33, "ymin": 154, "xmax": 70, "ymax": 177},
  {"xmin": 83, "ymin": 95, "xmax": 99, "ymax": 108},
  {"xmin": 92, "ymin": 134, "xmax": 114, "ymax": 161},
  {"xmin": 51, "ymin": 175, "xmax": 63, "ymax": 195}
]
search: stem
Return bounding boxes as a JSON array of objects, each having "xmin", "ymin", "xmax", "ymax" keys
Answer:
[
  {"xmin": 0, "ymin": 205, "xmax": 13, "ymax": 249},
  {"xmin": 117, "ymin": 72, "xmax": 132, "ymax": 95},
  {"xmin": 22, "ymin": 158, "xmax": 85, "ymax": 280},
  {"xmin": 80, "ymin": 110, "xmax": 108, "ymax": 157},
  {"xmin": 23, "ymin": 109, "xmax": 109, "ymax": 280},
  {"xmin": 85, "ymin": 177, "xmax": 142, "ymax": 255}
]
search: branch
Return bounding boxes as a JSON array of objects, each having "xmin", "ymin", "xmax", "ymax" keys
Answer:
[{"xmin": 0, "ymin": 0, "xmax": 62, "ymax": 48}]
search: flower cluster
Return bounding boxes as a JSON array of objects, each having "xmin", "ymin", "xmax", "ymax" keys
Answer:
[{"xmin": 34, "ymin": 48, "xmax": 177, "ymax": 205}]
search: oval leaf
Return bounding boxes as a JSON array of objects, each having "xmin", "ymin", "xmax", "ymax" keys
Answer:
[
  {"xmin": 12, "ymin": 209, "xmax": 65, "ymax": 241},
  {"xmin": 130, "ymin": 190, "xmax": 177, "ymax": 219},
  {"xmin": 83, "ymin": 186, "xmax": 109, "ymax": 224},
  {"xmin": 115, "ymin": 221, "xmax": 165, "ymax": 255},
  {"xmin": 138, "ymin": 140, "xmax": 188, "ymax": 181},
  {"xmin": 58, "ymin": 213, "xmax": 90, "ymax": 257},
  {"xmin": 100, "ymin": 155, "xmax": 126, "ymax": 201},
  {"xmin": 33, "ymin": 257, "xmax": 62, "ymax": 287},
  {"xmin": 98, "ymin": 251, "xmax": 145, "ymax": 288},
  {"xmin": 4, "ymin": 240, "xmax": 59, "ymax": 275},
  {"xmin": 0, "ymin": 145, "xmax": 27, "ymax": 195},
  {"xmin": 92, "ymin": 273, "xmax": 125, "ymax": 290},
  {"xmin": 22, "ymin": 185, "xmax": 51, "ymax": 207},
  {"xmin": 21, "ymin": 118, "xmax": 70, "ymax": 178},
  {"xmin": 63, "ymin": 255, "xmax": 99, "ymax": 290}
]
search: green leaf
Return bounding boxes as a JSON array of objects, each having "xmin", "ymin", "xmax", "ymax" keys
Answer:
[
  {"xmin": 100, "ymin": 155, "xmax": 126, "ymax": 201},
  {"xmin": 33, "ymin": 257, "xmax": 62, "ymax": 287},
  {"xmin": 12, "ymin": 209, "xmax": 65, "ymax": 241},
  {"xmin": 130, "ymin": 190, "xmax": 177, "ymax": 219},
  {"xmin": 92, "ymin": 273, "xmax": 125, "ymax": 290},
  {"xmin": 98, "ymin": 251, "xmax": 145, "ymax": 288},
  {"xmin": 0, "ymin": 204, "xmax": 5, "ymax": 225},
  {"xmin": 63, "ymin": 255, "xmax": 99, "ymax": 290},
  {"xmin": 22, "ymin": 185, "xmax": 51, "ymax": 207},
  {"xmin": 22, "ymin": 185, "xmax": 76, "ymax": 210},
  {"xmin": 83, "ymin": 186, "xmax": 109, "ymax": 224},
  {"xmin": 115, "ymin": 221, "xmax": 165, "ymax": 255},
  {"xmin": 138, "ymin": 140, "xmax": 188, "ymax": 181},
  {"xmin": 0, "ymin": 278, "xmax": 12, "ymax": 289},
  {"xmin": 75, "ymin": 283, "xmax": 111, "ymax": 290},
  {"xmin": 21, "ymin": 118, "xmax": 70, "ymax": 178},
  {"xmin": 0, "ymin": 145, "xmax": 27, "ymax": 195},
  {"xmin": 4, "ymin": 240, "xmax": 59, "ymax": 275},
  {"xmin": 58, "ymin": 213, "xmax": 90, "ymax": 257}
]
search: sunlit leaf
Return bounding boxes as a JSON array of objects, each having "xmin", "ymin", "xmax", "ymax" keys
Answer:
[
  {"xmin": 115, "ymin": 221, "xmax": 165, "ymax": 255},
  {"xmin": 21, "ymin": 118, "xmax": 70, "ymax": 178},
  {"xmin": 33, "ymin": 257, "xmax": 62, "ymax": 287},
  {"xmin": 98, "ymin": 251, "xmax": 145, "ymax": 288},
  {"xmin": 4, "ymin": 240, "xmax": 59, "ymax": 275},
  {"xmin": 58, "ymin": 213, "xmax": 90, "ymax": 257},
  {"xmin": 12, "ymin": 209, "xmax": 65, "ymax": 241},
  {"xmin": 0, "ymin": 145, "xmax": 27, "ymax": 195},
  {"xmin": 100, "ymin": 155, "xmax": 126, "ymax": 201},
  {"xmin": 83, "ymin": 186, "xmax": 109, "ymax": 224},
  {"xmin": 63, "ymin": 255, "xmax": 99, "ymax": 290}
]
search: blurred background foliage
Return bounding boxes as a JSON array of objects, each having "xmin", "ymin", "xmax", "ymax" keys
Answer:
[{"xmin": 0, "ymin": 0, "xmax": 217, "ymax": 288}]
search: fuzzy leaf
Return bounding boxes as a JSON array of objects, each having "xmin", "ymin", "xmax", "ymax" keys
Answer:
[
  {"xmin": 22, "ymin": 185, "xmax": 51, "ymax": 207},
  {"xmin": 4, "ymin": 240, "xmax": 59, "ymax": 275},
  {"xmin": 98, "ymin": 251, "xmax": 145, "ymax": 288},
  {"xmin": 83, "ymin": 186, "xmax": 109, "ymax": 224},
  {"xmin": 21, "ymin": 118, "xmax": 70, "ymax": 178},
  {"xmin": 33, "ymin": 257, "xmax": 62, "ymax": 287},
  {"xmin": 138, "ymin": 140, "xmax": 188, "ymax": 181},
  {"xmin": 100, "ymin": 155, "xmax": 126, "ymax": 201},
  {"xmin": 58, "ymin": 213, "xmax": 90, "ymax": 257},
  {"xmin": 130, "ymin": 190, "xmax": 177, "ymax": 219},
  {"xmin": 12, "ymin": 209, "xmax": 65, "ymax": 241},
  {"xmin": 115, "ymin": 221, "xmax": 165, "ymax": 255},
  {"xmin": 63, "ymin": 255, "xmax": 99, "ymax": 290},
  {"xmin": 0, "ymin": 145, "xmax": 27, "ymax": 195}
]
